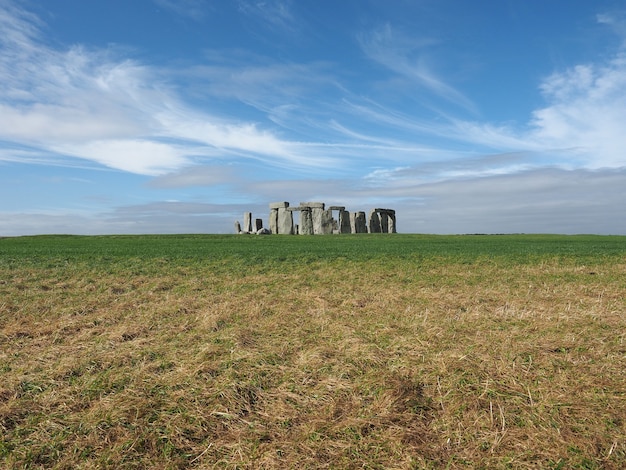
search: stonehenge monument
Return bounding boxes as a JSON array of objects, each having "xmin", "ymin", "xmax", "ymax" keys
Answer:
[{"xmin": 235, "ymin": 202, "xmax": 396, "ymax": 235}]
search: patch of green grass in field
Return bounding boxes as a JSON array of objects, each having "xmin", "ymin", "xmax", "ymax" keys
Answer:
[
  {"xmin": 0, "ymin": 234, "xmax": 625, "ymax": 468},
  {"xmin": 1, "ymin": 233, "xmax": 625, "ymax": 264}
]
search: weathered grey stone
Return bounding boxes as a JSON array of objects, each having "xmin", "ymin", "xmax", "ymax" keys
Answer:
[
  {"xmin": 277, "ymin": 207, "xmax": 294, "ymax": 234},
  {"xmin": 379, "ymin": 211, "xmax": 389, "ymax": 233},
  {"xmin": 368, "ymin": 210, "xmax": 381, "ymax": 233},
  {"xmin": 262, "ymin": 201, "xmax": 396, "ymax": 236},
  {"xmin": 311, "ymin": 207, "xmax": 325, "ymax": 234},
  {"xmin": 321, "ymin": 209, "xmax": 334, "ymax": 234},
  {"xmin": 300, "ymin": 202, "xmax": 325, "ymax": 209},
  {"xmin": 339, "ymin": 209, "xmax": 351, "ymax": 234},
  {"xmin": 269, "ymin": 209, "xmax": 278, "ymax": 234},
  {"xmin": 389, "ymin": 212, "xmax": 397, "ymax": 233},
  {"xmin": 374, "ymin": 209, "xmax": 396, "ymax": 233},
  {"xmin": 257, "ymin": 228, "xmax": 271, "ymax": 235},
  {"xmin": 243, "ymin": 212, "xmax": 253, "ymax": 233},
  {"xmin": 352, "ymin": 211, "xmax": 367, "ymax": 233},
  {"xmin": 299, "ymin": 207, "xmax": 314, "ymax": 235},
  {"xmin": 235, "ymin": 221, "xmax": 241, "ymax": 234}
]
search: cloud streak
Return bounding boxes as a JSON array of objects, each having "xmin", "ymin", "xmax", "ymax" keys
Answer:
[
  {"xmin": 358, "ymin": 23, "xmax": 477, "ymax": 113},
  {"xmin": 0, "ymin": 2, "xmax": 342, "ymax": 176},
  {"xmin": 153, "ymin": 0, "xmax": 211, "ymax": 21},
  {"xmin": 3, "ymin": 1, "xmax": 626, "ymax": 180},
  {"xmin": 529, "ymin": 53, "xmax": 626, "ymax": 168}
]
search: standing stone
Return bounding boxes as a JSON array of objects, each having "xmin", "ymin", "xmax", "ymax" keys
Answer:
[
  {"xmin": 352, "ymin": 211, "xmax": 367, "ymax": 233},
  {"xmin": 374, "ymin": 209, "xmax": 396, "ymax": 233},
  {"xmin": 339, "ymin": 209, "xmax": 351, "ymax": 234},
  {"xmin": 269, "ymin": 202, "xmax": 289, "ymax": 234},
  {"xmin": 379, "ymin": 211, "xmax": 389, "ymax": 233},
  {"xmin": 389, "ymin": 211, "xmax": 397, "ymax": 233},
  {"xmin": 234, "ymin": 221, "xmax": 241, "ymax": 234},
  {"xmin": 368, "ymin": 210, "xmax": 381, "ymax": 233},
  {"xmin": 269, "ymin": 209, "xmax": 278, "ymax": 234},
  {"xmin": 299, "ymin": 207, "xmax": 314, "ymax": 235},
  {"xmin": 243, "ymin": 212, "xmax": 253, "ymax": 233},
  {"xmin": 312, "ymin": 207, "xmax": 324, "ymax": 234},
  {"xmin": 255, "ymin": 218, "xmax": 263, "ymax": 231},
  {"xmin": 301, "ymin": 202, "xmax": 325, "ymax": 235},
  {"xmin": 278, "ymin": 207, "xmax": 294, "ymax": 234},
  {"xmin": 321, "ymin": 209, "xmax": 334, "ymax": 234},
  {"xmin": 329, "ymin": 206, "xmax": 348, "ymax": 234}
]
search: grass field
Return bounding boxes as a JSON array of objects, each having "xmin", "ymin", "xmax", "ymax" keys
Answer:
[{"xmin": 1, "ymin": 234, "xmax": 625, "ymax": 468}]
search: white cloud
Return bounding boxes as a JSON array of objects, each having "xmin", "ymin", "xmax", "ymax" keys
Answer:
[
  {"xmin": 359, "ymin": 23, "xmax": 477, "ymax": 113},
  {"xmin": 237, "ymin": 0, "xmax": 296, "ymax": 32},
  {"xmin": 529, "ymin": 53, "xmax": 626, "ymax": 168},
  {"xmin": 0, "ymin": 103, "xmax": 142, "ymax": 143},
  {"xmin": 394, "ymin": 168, "xmax": 626, "ymax": 234},
  {"xmin": 596, "ymin": 12, "xmax": 626, "ymax": 42},
  {"xmin": 52, "ymin": 140, "xmax": 192, "ymax": 176},
  {"xmin": 0, "ymin": 1, "xmax": 342, "ymax": 176},
  {"xmin": 153, "ymin": 0, "xmax": 211, "ymax": 21},
  {"xmin": 149, "ymin": 165, "xmax": 237, "ymax": 188}
]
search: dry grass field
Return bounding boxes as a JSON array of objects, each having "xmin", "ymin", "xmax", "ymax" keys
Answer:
[{"xmin": 0, "ymin": 234, "xmax": 625, "ymax": 468}]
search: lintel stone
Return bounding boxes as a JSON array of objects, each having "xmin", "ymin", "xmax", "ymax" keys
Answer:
[
  {"xmin": 300, "ymin": 202, "xmax": 325, "ymax": 209},
  {"xmin": 269, "ymin": 201, "xmax": 290, "ymax": 209}
]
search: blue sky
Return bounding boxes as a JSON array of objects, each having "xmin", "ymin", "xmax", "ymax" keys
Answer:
[{"xmin": 1, "ymin": 0, "xmax": 626, "ymax": 235}]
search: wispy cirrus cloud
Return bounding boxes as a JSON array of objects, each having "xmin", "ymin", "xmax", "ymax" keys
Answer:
[
  {"xmin": 358, "ymin": 23, "xmax": 477, "ymax": 113},
  {"xmin": 0, "ymin": 1, "xmax": 344, "ymax": 176},
  {"xmin": 237, "ymin": 0, "xmax": 296, "ymax": 33},
  {"xmin": 597, "ymin": 11, "xmax": 626, "ymax": 44},
  {"xmin": 528, "ymin": 53, "xmax": 626, "ymax": 168},
  {"xmin": 2, "ymin": 0, "xmax": 626, "ymax": 189},
  {"xmin": 153, "ymin": 0, "xmax": 212, "ymax": 21},
  {"xmin": 354, "ymin": 17, "xmax": 626, "ymax": 173}
]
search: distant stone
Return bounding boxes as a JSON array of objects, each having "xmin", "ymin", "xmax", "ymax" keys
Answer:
[
  {"xmin": 269, "ymin": 208, "xmax": 279, "ymax": 234},
  {"xmin": 252, "ymin": 201, "xmax": 397, "ymax": 236},
  {"xmin": 339, "ymin": 209, "xmax": 351, "ymax": 234},
  {"xmin": 320, "ymin": 209, "xmax": 333, "ymax": 234},
  {"xmin": 311, "ymin": 206, "xmax": 325, "ymax": 234},
  {"xmin": 300, "ymin": 202, "xmax": 325, "ymax": 209},
  {"xmin": 380, "ymin": 212, "xmax": 389, "ymax": 233},
  {"xmin": 243, "ymin": 212, "xmax": 253, "ymax": 233},
  {"xmin": 300, "ymin": 207, "xmax": 314, "ymax": 235},
  {"xmin": 369, "ymin": 210, "xmax": 381, "ymax": 233},
  {"xmin": 257, "ymin": 228, "xmax": 271, "ymax": 235},
  {"xmin": 234, "ymin": 221, "xmax": 241, "ymax": 234},
  {"xmin": 277, "ymin": 207, "xmax": 294, "ymax": 234},
  {"xmin": 352, "ymin": 211, "xmax": 367, "ymax": 233}
]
